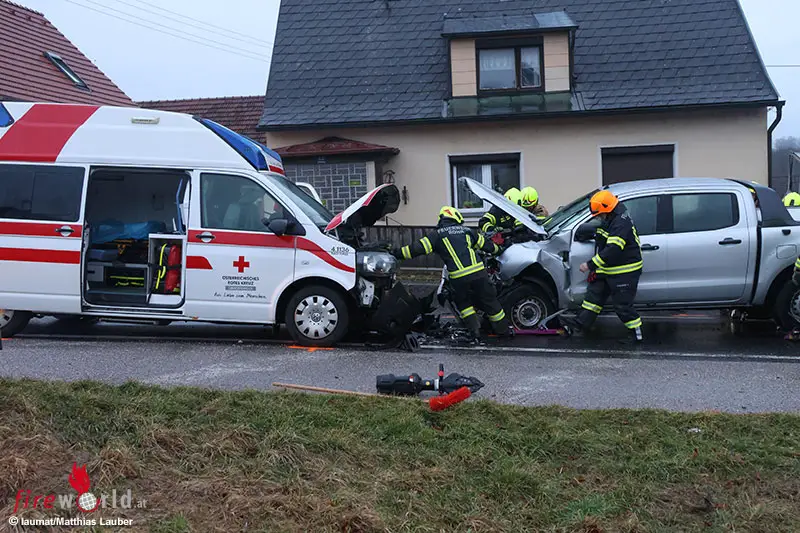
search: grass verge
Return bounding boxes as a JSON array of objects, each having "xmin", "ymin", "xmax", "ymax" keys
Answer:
[{"xmin": 0, "ymin": 378, "xmax": 798, "ymax": 532}]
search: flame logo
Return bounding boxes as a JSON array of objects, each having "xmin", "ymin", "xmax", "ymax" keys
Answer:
[{"xmin": 68, "ymin": 463, "xmax": 91, "ymax": 494}]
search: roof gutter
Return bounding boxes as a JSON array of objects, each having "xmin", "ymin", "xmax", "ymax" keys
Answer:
[
  {"xmin": 767, "ymin": 101, "xmax": 785, "ymax": 190},
  {"xmin": 259, "ymin": 99, "xmax": 781, "ymax": 132}
]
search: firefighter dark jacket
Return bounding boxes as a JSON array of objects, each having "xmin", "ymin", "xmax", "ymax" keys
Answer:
[
  {"xmin": 588, "ymin": 204, "xmax": 643, "ymax": 276},
  {"xmin": 478, "ymin": 205, "xmax": 522, "ymax": 234},
  {"xmin": 394, "ymin": 218, "xmax": 500, "ymax": 280}
]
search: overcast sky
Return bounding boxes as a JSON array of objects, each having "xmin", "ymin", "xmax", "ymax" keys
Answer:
[{"xmin": 15, "ymin": 0, "xmax": 800, "ymax": 138}]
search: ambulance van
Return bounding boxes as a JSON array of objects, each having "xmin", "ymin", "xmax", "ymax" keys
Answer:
[{"xmin": 0, "ymin": 102, "xmax": 409, "ymax": 346}]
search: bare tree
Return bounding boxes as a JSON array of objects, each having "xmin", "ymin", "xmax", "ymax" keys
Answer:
[{"xmin": 772, "ymin": 137, "xmax": 800, "ymax": 193}]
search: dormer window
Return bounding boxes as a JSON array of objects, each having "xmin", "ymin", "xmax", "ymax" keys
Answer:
[
  {"xmin": 477, "ymin": 39, "xmax": 542, "ymax": 92},
  {"xmin": 44, "ymin": 52, "xmax": 89, "ymax": 91}
]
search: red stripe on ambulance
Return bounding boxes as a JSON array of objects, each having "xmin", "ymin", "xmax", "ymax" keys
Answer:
[
  {"xmin": 0, "ymin": 247, "xmax": 80, "ymax": 264},
  {"xmin": 186, "ymin": 256, "xmax": 213, "ymax": 270},
  {"xmin": 188, "ymin": 230, "xmax": 354, "ymax": 273},
  {"xmin": 0, "ymin": 104, "xmax": 99, "ymax": 162},
  {"xmin": 0, "ymin": 222, "xmax": 82, "ymax": 238}
]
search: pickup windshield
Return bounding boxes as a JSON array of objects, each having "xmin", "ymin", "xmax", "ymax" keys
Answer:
[
  {"xmin": 543, "ymin": 190, "xmax": 597, "ymax": 235},
  {"xmin": 261, "ymin": 173, "xmax": 333, "ymax": 228}
]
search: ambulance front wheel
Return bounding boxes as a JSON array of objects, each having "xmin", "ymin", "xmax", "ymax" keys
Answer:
[
  {"xmin": 285, "ymin": 285, "xmax": 349, "ymax": 347},
  {"xmin": 0, "ymin": 310, "xmax": 32, "ymax": 338}
]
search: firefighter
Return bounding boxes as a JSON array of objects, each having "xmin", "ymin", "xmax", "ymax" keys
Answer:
[
  {"xmin": 561, "ymin": 190, "xmax": 644, "ymax": 343},
  {"xmin": 520, "ymin": 187, "xmax": 549, "ymax": 219},
  {"xmin": 478, "ymin": 187, "xmax": 524, "ymax": 234},
  {"xmin": 783, "ymin": 192, "xmax": 800, "ymax": 207},
  {"xmin": 393, "ymin": 206, "xmax": 513, "ymax": 339}
]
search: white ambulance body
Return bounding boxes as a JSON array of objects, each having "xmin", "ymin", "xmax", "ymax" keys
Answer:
[{"xmin": 0, "ymin": 102, "xmax": 403, "ymax": 346}]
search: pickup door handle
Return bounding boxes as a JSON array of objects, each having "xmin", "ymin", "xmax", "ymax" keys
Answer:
[
  {"xmin": 55, "ymin": 225, "xmax": 74, "ymax": 236},
  {"xmin": 718, "ymin": 238, "xmax": 742, "ymax": 245},
  {"xmin": 194, "ymin": 231, "xmax": 215, "ymax": 242},
  {"xmin": 641, "ymin": 244, "xmax": 659, "ymax": 251}
]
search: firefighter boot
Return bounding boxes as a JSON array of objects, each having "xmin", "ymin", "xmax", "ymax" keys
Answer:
[{"xmin": 619, "ymin": 326, "xmax": 644, "ymax": 345}]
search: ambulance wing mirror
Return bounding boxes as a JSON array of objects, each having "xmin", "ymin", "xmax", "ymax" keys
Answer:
[
  {"xmin": 266, "ymin": 218, "xmax": 289, "ymax": 236},
  {"xmin": 574, "ymin": 222, "xmax": 598, "ymax": 243}
]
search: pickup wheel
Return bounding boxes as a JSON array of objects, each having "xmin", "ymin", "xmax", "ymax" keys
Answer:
[
  {"xmin": 773, "ymin": 282, "xmax": 800, "ymax": 331},
  {"xmin": 500, "ymin": 284, "xmax": 557, "ymax": 330},
  {"xmin": 285, "ymin": 285, "xmax": 349, "ymax": 347},
  {"xmin": 0, "ymin": 310, "xmax": 32, "ymax": 338}
]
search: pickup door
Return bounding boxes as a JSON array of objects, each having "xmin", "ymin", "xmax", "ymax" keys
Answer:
[
  {"xmin": 569, "ymin": 193, "xmax": 671, "ymax": 304},
  {"xmin": 662, "ymin": 191, "xmax": 752, "ymax": 303}
]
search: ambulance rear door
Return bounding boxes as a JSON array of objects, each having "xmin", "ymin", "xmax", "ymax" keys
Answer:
[{"xmin": 0, "ymin": 162, "xmax": 87, "ymax": 314}]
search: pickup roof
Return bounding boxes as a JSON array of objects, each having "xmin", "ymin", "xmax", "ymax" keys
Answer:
[{"xmin": 461, "ymin": 177, "xmax": 800, "ymax": 330}]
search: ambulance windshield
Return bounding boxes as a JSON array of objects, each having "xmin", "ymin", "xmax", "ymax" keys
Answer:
[{"xmin": 262, "ymin": 173, "xmax": 333, "ymax": 228}]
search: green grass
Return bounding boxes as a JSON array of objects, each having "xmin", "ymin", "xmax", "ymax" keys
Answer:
[{"xmin": 0, "ymin": 378, "xmax": 799, "ymax": 532}]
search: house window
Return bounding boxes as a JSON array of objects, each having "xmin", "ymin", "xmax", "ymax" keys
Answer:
[
  {"xmin": 44, "ymin": 52, "xmax": 89, "ymax": 91},
  {"xmin": 477, "ymin": 39, "xmax": 543, "ymax": 92},
  {"xmin": 450, "ymin": 154, "xmax": 520, "ymax": 213},
  {"xmin": 601, "ymin": 145, "xmax": 675, "ymax": 185}
]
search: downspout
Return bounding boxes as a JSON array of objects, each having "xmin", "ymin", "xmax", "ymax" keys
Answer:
[{"xmin": 767, "ymin": 101, "xmax": 784, "ymax": 190}]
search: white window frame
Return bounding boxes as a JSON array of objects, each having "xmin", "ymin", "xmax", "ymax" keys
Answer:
[{"xmin": 449, "ymin": 155, "xmax": 521, "ymax": 217}]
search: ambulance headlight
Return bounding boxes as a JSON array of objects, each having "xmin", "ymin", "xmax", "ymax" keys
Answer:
[{"xmin": 356, "ymin": 252, "xmax": 397, "ymax": 277}]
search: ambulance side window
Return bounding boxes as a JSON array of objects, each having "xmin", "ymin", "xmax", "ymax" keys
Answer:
[
  {"xmin": 200, "ymin": 173, "xmax": 285, "ymax": 233},
  {"xmin": 0, "ymin": 164, "xmax": 84, "ymax": 222}
]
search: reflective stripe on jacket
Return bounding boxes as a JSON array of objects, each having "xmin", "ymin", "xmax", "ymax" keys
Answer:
[
  {"xmin": 588, "ymin": 204, "xmax": 643, "ymax": 276},
  {"xmin": 399, "ymin": 219, "xmax": 500, "ymax": 279}
]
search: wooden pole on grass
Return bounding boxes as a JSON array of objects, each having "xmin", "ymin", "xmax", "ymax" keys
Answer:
[{"xmin": 271, "ymin": 382, "xmax": 423, "ymax": 400}]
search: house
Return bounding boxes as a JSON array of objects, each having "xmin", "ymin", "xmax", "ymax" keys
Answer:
[
  {"xmin": 260, "ymin": 0, "xmax": 783, "ymax": 225},
  {"xmin": 0, "ymin": 0, "xmax": 132, "ymax": 105},
  {"xmin": 138, "ymin": 96, "xmax": 267, "ymax": 144}
]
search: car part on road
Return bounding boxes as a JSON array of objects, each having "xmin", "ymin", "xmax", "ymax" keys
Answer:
[
  {"xmin": 376, "ymin": 364, "xmax": 485, "ymax": 396},
  {"xmin": 0, "ymin": 310, "xmax": 32, "ymax": 338},
  {"xmin": 513, "ymin": 308, "xmax": 571, "ymax": 336},
  {"xmin": 285, "ymin": 285, "xmax": 350, "ymax": 346}
]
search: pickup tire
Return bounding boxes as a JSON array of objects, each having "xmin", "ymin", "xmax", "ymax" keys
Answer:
[
  {"xmin": 285, "ymin": 285, "xmax": 349, "ymax": 347},
  {"xmin": 500, "ymin": 283, "xmax": 557, "ymax": 330},
  {"xmin": 0, "ymin": 310, "xmax": 32, "ymax": 338},
  {"xmin": 773, "ymin": 282, "xmax": 800, "ymax": 331}
]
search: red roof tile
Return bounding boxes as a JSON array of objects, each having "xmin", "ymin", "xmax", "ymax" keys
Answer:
[
  {"xmin": 275, "ymin": 137, "xmax": 400, "ymax": 158},
  {"xmin": 137, "ymin": 96, "xmax": 266, "ymax": 142},
  {"xmin": 0, "ymin": 0, "xmax": 133, "ymax": 106}
]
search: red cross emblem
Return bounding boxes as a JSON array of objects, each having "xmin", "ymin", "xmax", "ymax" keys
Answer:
[{"xmin": 233, "ymin": 256, "xmax": 250, "ymax": 273}]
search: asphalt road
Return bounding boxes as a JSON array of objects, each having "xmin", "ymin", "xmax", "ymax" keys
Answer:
[{"xmin": 1, "ymin": 314, "xmax": 799, "ymax": 413}]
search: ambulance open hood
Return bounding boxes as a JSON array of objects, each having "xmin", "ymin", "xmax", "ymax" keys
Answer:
[
  {"xmin": 458, "ymin": 177, "xmax": 547, "ymax": 235},
  {"xmin": 325, "ymin": 184, "xmax": 400, "ymax": 233}
]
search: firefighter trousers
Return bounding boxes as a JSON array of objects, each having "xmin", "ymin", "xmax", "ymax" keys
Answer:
[
  {"xmin": 451, "ymin": 271, "xmax": 509, "ymax": 336},
  {"xmin": 577, "ymin": 271, "xmax": 642, "ymax": 331}
]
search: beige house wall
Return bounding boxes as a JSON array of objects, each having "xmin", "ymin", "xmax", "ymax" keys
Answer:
[
  {"xmin": 268, "ymin": 107, "xmax": 768, "ymax": 225},
  {"xmin": 543, "ymin": 33, "xmax": 570, "ymax": 92},
  {"xmin": 450, "ymin": 39, "xmax": 477, "ymax": 97}
]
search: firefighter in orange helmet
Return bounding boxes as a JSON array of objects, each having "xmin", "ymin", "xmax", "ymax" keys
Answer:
[{"xmin": 561, "ymin": 190, "xmax": 644, "ymax": 343}]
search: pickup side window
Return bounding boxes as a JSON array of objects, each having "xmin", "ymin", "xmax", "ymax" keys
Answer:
[
  {"xmin": 200, "ymin": 173, "xmax": 286, "ymax": 232},
  {"xmin": 670, "ymin": 193, "xmax": 739, "ymax": 233},
  {"xmin": 0, "ymin": 164, "xmax": 84, "ymax": 222},
  {"xmin": 621, "ymin": 196, "xmax": 660, "ymax": 236}
]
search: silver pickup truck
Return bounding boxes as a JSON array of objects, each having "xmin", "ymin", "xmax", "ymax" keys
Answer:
[{"xmin": 461, "ymin": 177, "xmax": 800, "ymax": 332}]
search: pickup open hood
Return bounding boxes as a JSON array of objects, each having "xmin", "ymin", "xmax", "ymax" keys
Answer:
[
  {"xmin": 325, "ymin": 184, "xmax": 400, "ymax": 232},
  {"xmin": 458, "ymin": 177, "xmax": 547, "ymax": 235}
]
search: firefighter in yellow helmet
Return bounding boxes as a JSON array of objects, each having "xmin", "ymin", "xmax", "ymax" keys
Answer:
[
  {"xmin": 478, "ymin": 187, "xmax": 525, "ymax": 234},
  {"xmin": 393, "ymin": 206, "xmax": 513, "ymax": 339},
  {"xmin": 520, "ymin": 187, "xmax": 549, "ymax": 219},
  {"xmin": 783, "ymin": 192, "xmax": 800, "ymax": 207}
]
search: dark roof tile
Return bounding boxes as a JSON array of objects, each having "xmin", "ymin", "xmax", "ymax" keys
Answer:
[{"xmin": 262, "ymin": 0, "xmax": 779, "ymax": 127}]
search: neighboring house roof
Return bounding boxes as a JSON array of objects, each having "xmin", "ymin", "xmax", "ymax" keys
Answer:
[
  {"xmin": 0, "ymin": 0, "xmax": 132, "ymax": 106},
  {"xmin": 261, "ymin": 0, "xmax": 780, "ymax": 130},
  {"xmin": 275, "ymin": 136, "xmax": 400, "ymax": 158},
  {"xmin": 138, "ymin": 96, "xmax": 265, "ymax": 140}
]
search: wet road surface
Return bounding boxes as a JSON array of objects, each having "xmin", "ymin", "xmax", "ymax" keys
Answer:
[{"xmin": 1, "ymin": 313, "xmax": 798, "ymax": 412}]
